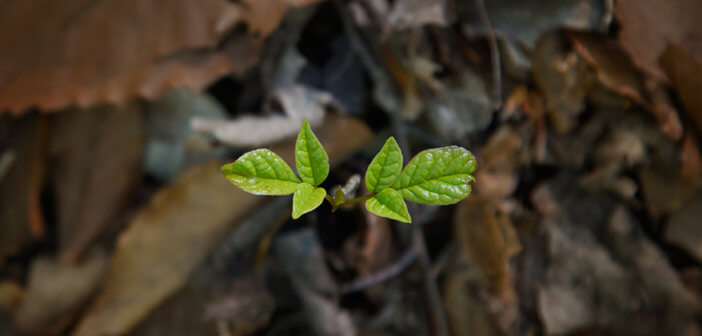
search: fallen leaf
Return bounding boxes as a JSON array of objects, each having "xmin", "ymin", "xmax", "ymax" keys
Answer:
[
  {"xmin": 679, "ymin": 134, "xmax": 702, "ymax": 180},
  {"xmin": 0, "ymin": 114, "xmax": 46, "ymax": 262},
  {"xmin": 639, "ymin": 166, "xmax": 700, "ymax": 220},
  {"xmin": 532, "ymin": 32, "xmax": 592, "ymax": 133},
  {"xmin": 239, "ymin": 0, "xmax": 326, "ymax": 37},
  {"xmin": 615, "ymin": 0, "xmax": 702, "ymax": 81},
  {"xmin": 454, "ymin": 197, "xmax": 521, "ymax": 302},
  {"xmin": 191, "ymin": 86, "xmax": 330, "ymax": 147},
  {"xmin": 660, "ymin": 43, "xmax": 702, "ymax": 135},
  {"xmin": 49, "ymin": 103, "xmax": 144, "ymax": 263},
  {"xmin": 13, "ymin": 250, "xmax": 107, "ymax": 334},
  {"xmin": 0, "ymin": 0, "xmax": 262, "ymax": 113},
  {"xmin": 71, "ymin": 114, "xmax": 372, "ymax": 336},
  {"xmin": 665, "ymin": 195, "xmax": 702, "ymax": 264}
]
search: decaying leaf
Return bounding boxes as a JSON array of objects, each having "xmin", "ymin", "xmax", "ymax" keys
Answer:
[
  {"xmin": 72, "ymin": 114, "xmax": 372, "ymax": 336},
  {"xmin": 0, "ymin": 114, "xmax": 46, "ymax": 263},
  {"xmin": 660, "ymin": 43, "xmax": 702, "ymax": 135},
  {"xmin": 0, "ymin": 0, "xmax": 265, "ymax": 114},
  {"xmin": 532, "ymin": 32, "xmax": 592, "ymax": 133},
  {"xmin": 615, "ymin": 0, "xmax": 702, "ymax": 81},
  {"xmin": 665, "ymin": 195, "xmax": 702, "ymax": 264},
  {"xmin": 49, "ymin": 103, "xmax": 144, "ymax": 263},
  {"xmin": 454, "ymin": 197, "xmax": 521, "ymax": 302},
  {"xmin": 384, "ymin": 0, "xmax": 448, "ymax": 33}
]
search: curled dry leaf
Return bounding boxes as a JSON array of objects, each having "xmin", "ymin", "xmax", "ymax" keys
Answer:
[
  {"xmin": 660, "ymin": 43, "xmax": 702, "ymax": 136},
  {"xmin": 0, "ymin": 0, "xmax": 269, "ymax": 114},
  {"xmin": 72, "ymin": 114, "xmax": 371, "ymax": 336}
]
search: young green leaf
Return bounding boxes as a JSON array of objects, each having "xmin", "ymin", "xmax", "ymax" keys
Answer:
[
  {"xmin": 332, "ymin": 186, "xmax": 346, "ymax": 211},
  {"xmin": 365, "ymin": 137, "xmax": 403, "ymax": 193},
  {"xmin": 292, "ymin": 183, "xmax": 327, "ymax": 219},
  {"xmin": 392, "ymin": 146, "xmax": 476, "ymax": 205},
  {"xmin": 221, "ymin": 149, "xmax": 301, "ymax": 195},
  {"xmin": 295, "ymin": 120, "xmax": 329, "ymax": 186},
  {"xmin": 365, "ymin": 188, "xmax": 411, "ymax": 223}
]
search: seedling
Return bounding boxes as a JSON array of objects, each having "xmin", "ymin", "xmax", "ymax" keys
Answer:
[{"xmin": 221, "ymin": 120, "xmax": 477, "ymax": 223}]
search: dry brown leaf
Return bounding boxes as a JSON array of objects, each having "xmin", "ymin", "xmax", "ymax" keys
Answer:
[
  {"xmin": 569, "ymin": 32, "xmax": 684, "ymax": 140},
  {"xmin": 680, "ymin": 134, "xmax": 702, "ymax": 180},
  {"xmin": 474, "ymin": 126, "xmax": 523, "ymax": 199},
  {"xmin": 72, "ymin": 114, "xmax": 372, "ymax": 336},
  {"xmin": 49, "ymin": 104, "xmax": 144, "ymax": 263},
  {"xmin": 240, "ymin": 0, "xmax": 326, "ymax": 37},
  {"xmin": 616, "ymin": 0, "xmax": 702, "ymax": 81},
  {"xmin": 0, "ymin": 0, "xmax": 262, "ymax": 114},
  {"xmin": 666, "ymin": 195, "xmax": 702, "ymax": 264},
  {"xmin": 532, "ymin": 32, "xmax": 592, "ymax": 133},
  {"xmin": 0, "ymin": 114, "xmax": 46, "ymax": 262},
  {"xmin": 660, "ymin": 43, "xmax": 702, "ymax": 135},
  {"xmin": 454, "ymin": 197, "xmax": 521, "ymax": 303}
]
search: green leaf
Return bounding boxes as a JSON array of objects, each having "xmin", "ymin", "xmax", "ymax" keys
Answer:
[
  {"xmin": 295, "ymin": 120, "xmax": 329, "ymax": 186},
  {"xmin": 332, "ymin": 186, "xmax": 346, "ymax": 210},
  {"xmin": 365, "ymin": 188, "xmax": 411, "ymax": 223},
  {"xmin": 392, "ymin": 146, "xmax": 477, "ymax": 205},
  {"xmin": 292, "ymin": 183, "xmax": 327, "ymax": 219},
  {"xmin": 365, "ymin": 137, "xmax": 403, "ymax": 193},
  {"xmin": 221, "ymin": 149, "xmax": 301, "ymax": 195}
]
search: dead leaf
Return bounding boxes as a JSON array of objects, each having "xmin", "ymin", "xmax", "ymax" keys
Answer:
[
  {"xmin": 680, "ymin": 134, "xmax": 702, "ymax": 180},
  {"xmin": 660, "ymin": 43, "xmax": 702, "ymax": 135},
  {"xmin": 665, "ymin": 195, "xmax": 702, "ymax": 264},
  {"xmin": 71, "ymin": 114, "xmax": 372, "ymax": 336},
  {"xmin": 0, "ymin": 114, "xmax": 46, "ymax": 262},
  {"xmin": 474, "ymin": 126, "xmax": 523, "ymax": 198},
  {"xmin": 239, "ymin": 0, "xmax": 326, "ymax": 37},
  {"xmin": 0, "ymin": 0, "xmax": 262, "ymax": 113},
  {"xmin": 454, "ymin": 197, "xmax": 521, "ymax": 303},
  {"xmin": 14, "ymin": 250, "xmax": 107, "ymax": 335},
  {"xmin": 532, "ymin": 32, "xmax": 592, "ymax": 133},
  {"xmin": 615, "ymin": 0, "xmax": 702, "ymax": 81},
  {"xmin": 639, "ymin": 166, "xmax": 700, "ymax": 220},
  {"xmin": 49, "ymin": 103, "xmax": 144, "ymax": 263}
]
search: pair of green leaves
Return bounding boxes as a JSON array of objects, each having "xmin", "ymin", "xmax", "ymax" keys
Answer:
[
  {"xmin": 221, "ymin": 120, "xmax": 329, "ymax": 219},
  {"xmin": 221, "ymin": 120, "xmax": 477, "ymax": 223},
  {"xmin": 363, "ymin": 137, "xmax": 476, "ymax": 222}
]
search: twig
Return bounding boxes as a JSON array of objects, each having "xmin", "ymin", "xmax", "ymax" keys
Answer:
[
  {"xmin": 475, "ymin": 0, "xmax": 502, "ymax": 108},
  {"xmin": 341, "ymin": 248, "xmax": 419, "ymax": 294}
]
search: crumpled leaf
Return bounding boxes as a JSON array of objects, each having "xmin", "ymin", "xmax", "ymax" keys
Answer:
[
  {"xmin": 239, "ymin": 0, "xmax": 326, "ymax": 37},
  {"xmin": 295, "ymin": 119, "xmax": 329, "ymax": 186},
  {"xmin": 49, "ymin": 103, "xmax": 144, "ymax": 263},
  {"xmin": 221, "ymin": 149, "xmax": 301, "ymax": 195},
  {"xmin": 0, "ymin": 0, "xmax": 262, "ymax": 114},
  {"xmin": 71, "ymin": 114, "xmax": 372, "ymax": 336},
  {"xmin": 365, "ymin": 188, "xmax": 411, "ymax": 223},
  {"xmin": 616, "ymin": 0, "xmax": 702, "ymax": 81},
  {"xmin": 292, "ymin": 183, "xmax": 326, "ymax": 219},
  {"xmin": 393, "ymin": 146, "xmax": 477, "ymax": 205},
  {"xmin": 365, "ymin": 137, "xmax": 403, "ymax": 193}
]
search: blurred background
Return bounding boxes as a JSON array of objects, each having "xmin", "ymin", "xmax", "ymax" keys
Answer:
[{"xmin": 1, "ymin": 0, "xmax": 701, "ymax": 335}]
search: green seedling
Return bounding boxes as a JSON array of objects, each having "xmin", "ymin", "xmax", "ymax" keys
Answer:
[{"xmin": 221, "ymin": 120, "xmax": 477, "ymax": 223}]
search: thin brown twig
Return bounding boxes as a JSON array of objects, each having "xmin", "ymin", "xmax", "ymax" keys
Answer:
[{"xmin": 475, "ymin": 0, "xmax": 502, "ymax": 108}]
